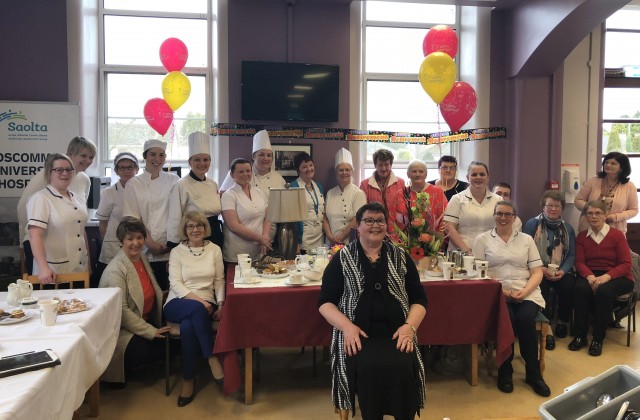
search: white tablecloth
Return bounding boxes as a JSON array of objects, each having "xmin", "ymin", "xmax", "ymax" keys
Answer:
[{"xmin": 0, "ymin": 288, "xmax": 122, "ymax": 420}]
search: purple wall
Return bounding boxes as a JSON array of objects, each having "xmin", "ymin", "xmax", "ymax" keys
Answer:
[
  {"xmin": 0, "ymin": 0, "xmax": 68, "ymax": 101},
  {"xmin": 227, "ymin": 0, "xmax": 351, "ymax": 190}
]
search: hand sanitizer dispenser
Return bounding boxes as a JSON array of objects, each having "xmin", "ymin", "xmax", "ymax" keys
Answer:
[{"xmin": 562, "ymin": 166, "xmax": 581, "ymax": 204}]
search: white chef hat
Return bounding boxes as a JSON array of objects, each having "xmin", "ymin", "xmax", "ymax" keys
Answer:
[
  {"xmin": 114, "ymin": 152, "xmax": 138, "ymax": 166},
  {"xmin": 188, "ymin": 131, "xmax": 210, "ymax": 158},
  {"xmin": 143, "ymin": 139, "xmax": 167, "ymax": 153},
  {"xmin": 335, "ymin": 147, "xmax": 353, "ymax": 168},
  {"xmin": 252, "ymin": 130, "xmax": 272, "ymax": 154}
]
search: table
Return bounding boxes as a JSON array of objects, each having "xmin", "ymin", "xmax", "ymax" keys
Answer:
[
  {"xmin": 213, "ymin": 266, "xmax": 514, "ymax": 404},
  {"xmin": 0, "ymin": 288, "xmax": 122, "ymax": 420}
]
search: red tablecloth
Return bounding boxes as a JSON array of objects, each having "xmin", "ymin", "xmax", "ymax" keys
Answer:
[{"xmin": 214, "ymin": 266, "xmax": 514, "ymax": 396}]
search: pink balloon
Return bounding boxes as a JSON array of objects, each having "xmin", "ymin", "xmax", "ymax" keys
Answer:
[
  {"xmin": 440, "ymin": 82, "xmax": 477, "ymax": 132},
  {"xmin": 144, "ymin": 98, "xmax": 174, "ymax": 136},
  {"xmin": 159, "ymin": 38, "xmax": 188, "ymax": 72},
  {"xmin": 422, "ymin": 25, "xmax": 458, "ymax": 59}
]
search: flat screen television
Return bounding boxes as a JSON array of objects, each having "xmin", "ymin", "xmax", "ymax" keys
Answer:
[{"xmin": 241, "ymin": 61, "xmax": 339, "ymax": 122}]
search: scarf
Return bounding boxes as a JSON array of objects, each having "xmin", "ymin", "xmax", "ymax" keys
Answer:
[{"xmin": 532, "ymin": 213, "xmax": 569, "ymax": 266}]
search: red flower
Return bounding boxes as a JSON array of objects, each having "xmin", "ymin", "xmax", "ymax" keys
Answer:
[
  {"xmin": 418, "ymin": 233, "xmax": 433, "ymax": 243},
  {"xmin": 410, "ymin": 246, "xmax": 425, "ymax": 260},
  {"xmin": 411, "ymin": 218, "xmax": 425, "ymax": 228}
]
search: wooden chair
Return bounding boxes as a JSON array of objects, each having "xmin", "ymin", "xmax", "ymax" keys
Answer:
[
  {"xmin": 22, "ymin": 271, "xmax": 98, "ymax": 417},
  {"xmin": 22, "ymin": 271, "xmax": 90, "ymax": 289},
  {"xmin": 611, "ymin": 250, "xmax": 640, "ymax": 347}
]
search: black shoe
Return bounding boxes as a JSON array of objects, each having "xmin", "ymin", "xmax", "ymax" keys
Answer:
[
  {"xmin": 213, "ymin": 376, "xmax": 224, "ymax": 387},
  {"xmin": 545, "ymin": 335, "xmax": 556, "ymax": 350},
  {"xmin": 526, "ymin": 377, "xmax": 551, "ymax": 397},
  {"xmin": 555, "ymin": 324, "xmax": 568, "ymax": 338},
  {"xmin": 609, "ymin": 321, "xmax": 624, "ymax": 329},
  {"xmin": 568, "ymin": 336, "xmax": 588, "ymax": 351},
  {"xmin": 588, "ymin": 339, "xmax": 603, "ymax": 356},
  {"xmin": 177, "ymin": 379, "xmax": 196, "ymax": 407},
  {"xmin": 497, "ymin": 375, "xmax": 514, "ymax": 393},
  {"xmin": 101, "ymin": 380, "xmax": 126, "ymax": 390}
]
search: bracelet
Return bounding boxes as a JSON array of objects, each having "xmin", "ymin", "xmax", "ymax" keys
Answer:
[{"xmin": 405, "ymin": 322, "xmax": 417, "ymax": 336}]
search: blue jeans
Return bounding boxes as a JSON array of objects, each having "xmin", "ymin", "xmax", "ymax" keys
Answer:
[{"xmin": 164, "ymin": 298, "xmax": 215, "ymax": 380}]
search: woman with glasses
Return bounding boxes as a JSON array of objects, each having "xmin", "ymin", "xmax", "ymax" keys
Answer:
[
  {"xmin": 569, "ymin": 200, "xmax": 634, "ymax": 357},
  {"xmin": 575, "ymin": 151, "xmax": 638, "ymax": 235},
  {"xmin": 94, "ymin": 152, "xmax": 139, "ymax": 286},
  {"xmin": 164, "ymin": 211, "xmax": 225, "ymax": 407},
  {"xmin": 473, "ymin": 201, "xmax": 550, "ymax": 397},
  {"xmin": 26, "ymin": 153, "xmax": 89, "ymax": 283},
  {"xmin": 444, "ymin": 161, "xmax": 501, "ymax": 252},
  {"xmin": 428, "ymin": 155, "xmax": 469, "ymax": 201},
  {"xmin": 168, "ymin": 132, "xmax": 223, "ymax": 249},
  {"xmin": 319, "ymin": 202, "xmax": 427, "ymax": 420}
]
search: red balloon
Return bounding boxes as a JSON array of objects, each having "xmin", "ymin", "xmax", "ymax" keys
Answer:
[
  {"xmin": 144, "ymin": 98, "xmax": 174, "ymax": 136},
  {"xmin": 440, "ymin": 82, "xmax": 477, "ymax": 132},
  {"xmin": 422, "ymin": 25, "xmax": 458, "ymax": 59},
  {"xmin": 159, "ymin": 38, "xmax": 188, "ymax": 72}
]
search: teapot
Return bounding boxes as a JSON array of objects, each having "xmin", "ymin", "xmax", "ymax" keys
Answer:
[
  {"xmin": 6, "ymin": 283, "xmax": 20, "ymax": 307},
  {"xmin": 16, "ymin": 279, "xmax": 33, "ymax": 299},
  {"xmin": 295, "ymin": 254, "xmax": 311, "ymax": 271}
]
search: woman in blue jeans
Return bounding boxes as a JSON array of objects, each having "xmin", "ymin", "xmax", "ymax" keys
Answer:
[{"xmin": 164, "ymin": 211, "xmax": 225, "ymax": 407}]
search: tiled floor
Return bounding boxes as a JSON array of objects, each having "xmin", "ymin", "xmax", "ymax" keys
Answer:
[{"xmin": 78, "ymin": 312, "xmax": 640, "ymax": 420}]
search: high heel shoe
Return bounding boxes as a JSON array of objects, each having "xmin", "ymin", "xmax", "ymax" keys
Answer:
[
  {"xmin": 177, "ymin": 379, "xmax": 196, "ymax": 407},
  {"xmin": 209, "ymin": 356, "xmax": 224, "ymax": 387}
]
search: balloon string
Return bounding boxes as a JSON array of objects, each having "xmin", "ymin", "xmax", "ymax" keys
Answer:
[
  {"xmin": 166, "ymin": 121, "xmax": 175, "ymax": 171},
  {"xmin": 436, "ymin": 104, "xmax": 442, "ymax": 154}
]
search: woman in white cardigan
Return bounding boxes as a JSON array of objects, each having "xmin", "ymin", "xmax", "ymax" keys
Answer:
[{"xmin": 99, "ymin": 217, "xmax": 170, "ymax": 385}]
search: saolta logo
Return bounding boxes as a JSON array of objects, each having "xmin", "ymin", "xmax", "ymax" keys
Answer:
[{"xmin": 1, "ymin": 110, "xmax": 48, "ymax": 132}]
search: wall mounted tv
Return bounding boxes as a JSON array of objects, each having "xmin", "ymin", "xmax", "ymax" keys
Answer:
[{"xmin": 241, "ymin": 61, "xmax": 339, "ymax": 122}]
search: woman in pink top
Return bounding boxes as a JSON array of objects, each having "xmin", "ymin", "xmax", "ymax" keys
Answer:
[{"xmin": 575, "ymin": 152, "xmax": 638, "ymax": 234}]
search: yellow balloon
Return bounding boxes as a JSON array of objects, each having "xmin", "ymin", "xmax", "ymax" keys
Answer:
[
  {"xmin": 162, "ymin": 71, "xmax": 191, "ymax": 111},
  {"xmin": 418, "ymin": 52, "xmax": 456, "ymax": 104}
]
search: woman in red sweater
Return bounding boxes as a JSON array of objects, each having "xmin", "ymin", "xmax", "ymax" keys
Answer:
[{"xmin": 569, "ymin": 200, "xmax": 634, "ymax": 356}]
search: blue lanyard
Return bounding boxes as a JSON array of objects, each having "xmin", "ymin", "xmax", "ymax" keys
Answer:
[{"xmin": 306, "ymin": 183, "xmax": 319, "ymax": 216}]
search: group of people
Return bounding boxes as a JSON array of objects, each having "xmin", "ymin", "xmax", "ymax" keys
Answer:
[{"xmin": 15, "ymin": 128, "xmax": 638, "ymax": 417}]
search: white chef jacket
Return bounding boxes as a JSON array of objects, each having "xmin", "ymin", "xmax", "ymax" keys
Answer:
[
  {"xmin": 123, "ymin": 169, "xmax": 180, "ymax": 262},
  {"xmin": 443, "ymin": 188, "xmax": 502, "ymax": 251},
  {"xmin": 324, "ymin": 183, "xmax": 366, "ymax": 246},
  {"xmin": 95, "ymin": 180, "xmax": 126, "ymax": 264},
  {"xmin": 472, "ymin": 228, "xmax": 545, "ymax": 308},
  {"xmin": 26, "ymin": 186, "xmax": 89, "ymax": 275},
  {"xmin": 292, "ymin": 177, "xmax": 325, "ymax": 251},
  {"xmin": 167, "ymin": 173, "xmax": 222, "ymax": 243},
  {"xmin": 221, "ymin": 183, "xmax": 269, "ymax": 262},
  {"xmin": 18, "ymin": 169, "xmax": 90, "ymax": 245}
]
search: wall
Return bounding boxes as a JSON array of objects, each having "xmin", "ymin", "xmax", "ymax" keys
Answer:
[{"xmin": 226, "ymin": 0, "xmax": 351, "ymax": 190}]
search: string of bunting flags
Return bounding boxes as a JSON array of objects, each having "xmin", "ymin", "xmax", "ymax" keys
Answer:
[{"xmin": 211, "ymin": 123, "xmax": 506, "ymax": 145}]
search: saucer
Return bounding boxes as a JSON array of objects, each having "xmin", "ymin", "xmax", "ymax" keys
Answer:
[{"xmin": 285, "ymin": 278, "xmax": 309, "ymax": 287}]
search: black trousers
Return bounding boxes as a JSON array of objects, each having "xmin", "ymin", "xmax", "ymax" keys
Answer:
[
  {"xmin": 149, "ymin": 261, "xmax": 170, "ymax": 291},
  {"xmin": 540, "ymin": 272, "xmax": 575, "ymax": 324},
  {"xmin": 499, "ymin": 300, "xmax": 541, "ymax": 380},
  {"xmin": 573, "ymin": 273, "xmax": 633, "ymax": 340}
]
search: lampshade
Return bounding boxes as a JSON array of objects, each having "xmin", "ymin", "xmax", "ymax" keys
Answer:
[{"xmin": 267, "ymin": 187, "xmax": 306, "ymax": 223}]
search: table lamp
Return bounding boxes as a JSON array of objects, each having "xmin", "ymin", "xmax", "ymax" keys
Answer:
[{"xmin": 267, "ymin": 186, "xmax": 307, "ymax": 260}]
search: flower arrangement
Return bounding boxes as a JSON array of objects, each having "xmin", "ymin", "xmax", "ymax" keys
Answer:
[
  {"xmin": 390, "ymin": 189, "xmax": 444, "ymax": 261},
  {"xmin": 329, "ymin": 244, "xmax": 345, "ymax": 258}
]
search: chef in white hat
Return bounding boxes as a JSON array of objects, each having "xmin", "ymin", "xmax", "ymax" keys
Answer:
[
  {"xmin": 323, "ymin": 147, "xmax": 366, "ymax": 245},
  {"xmin": 168, "ymin": 132, "xmax": 223, "ymax": 248},
  {"xmin": 219, "ymin": 130, "xmax": 285, "ymax": 239},
  {"xmin": 123, "ymin": 139, "xmax": 180, "ymax": 290}
]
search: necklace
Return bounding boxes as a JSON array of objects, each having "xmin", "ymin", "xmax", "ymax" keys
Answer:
[
  {"xmin": 187, "ymin": 242, "xmax": 205, "ymax": 257},
  {"xmin": 366, "ymin": 250, "xmax": 382, "ymax": 264}
]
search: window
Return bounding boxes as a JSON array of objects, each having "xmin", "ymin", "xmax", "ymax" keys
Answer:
[
  {"xmin": 603, "ymin": 7, "xmax": 640, "ymax": 222},
  {"xmin": 100, "ymin": 1, "xmax": 212, "ymax": 173},
  {"xmin": 362, "ymin": 1, "xmax": 457, "ymax": 182}
]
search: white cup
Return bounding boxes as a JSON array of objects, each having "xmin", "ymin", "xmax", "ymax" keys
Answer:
[
  {"xmin": 237, "ymin": 256, "xmax": 252, "ymax": 265},
  {"xmin": 475, "ymin": 260, "xmax": 489, "ymax": 278},
  {"xmin": 290, "ymin": 271, "xmax": 304, "ymax": 284},
  {"xmin": 547, "ymin": 263, "xmax": 559, "ymax": 276},
  {"xmin": 243, "ymin": 269, "xmax": 253, "ymax": 283},
  {"xmin": 239, "ymin": 262, "xmax": 252, "ymax": 281},
  {"xmin": 237, "ymin": 253, "xmax": 250, "ymax": 262},
  {"xmin": 39, "ymin": 300, "xmax": 59, "ymax": 326},
  {"xmin": 442, "ymin": 262, "xmax": 456, "ymax": 280},
  {"xmin": 463, "ymin": 256, "xmax": 475, "ymax": 273}
]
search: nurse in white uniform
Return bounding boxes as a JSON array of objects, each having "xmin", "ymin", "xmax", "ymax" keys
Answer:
[
  {"xmin": 323, "ymin": 148, "xmax": 366, "ymax": 245},
  {"xmin": 123, "ymin": 139, "xmax": 180, "ymax": 290},
  {"xmin": 221, "ymin": 158, "xmax": 272, "ymax": 262},
  {"xmin": 219, "ymin": 130, "xmax": 285, "ymax": 240},
  {"xmin": 17, "ymin": 136, "xmax": 96, "ymax": 274},
  {"xmin": 94, "ymin": 152, "xmax": 139, "ymax": 285},
  {"xmin": 27, "ymin": 153, "xmax": 89, "ymax": 283},
  {"xmin": 168, "ymin": 132, "xmax": 223, "ymax": 248},
  {"xmin": 289, "ymin": 152, "xmax": 325, "ymax": 252}
]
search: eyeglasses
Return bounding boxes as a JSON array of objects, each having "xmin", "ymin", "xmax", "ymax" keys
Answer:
[
  {"xmin": 439, "ymin": 165, "xmax": 456, "ymax": 171},
  {"xmin": 586, "ymin": 212, "xmax": 605, "ymax": 217},
  {"xmin": 494, "ymin": 212, "xmax": 515, "ymax": 218},
  {"xmin": 186, "ymin": 223, "xmax": 205, "ymax": 230},
  {"xmin": 544, "ymin": 204, "xmax": 562, "ymax": 209},
  {"xmin": 51, "ymin": 168, "xmax": 75, "ymax": 174},
  {"xmin": 116, "ymin": 165, "xmax": 136, "ymax": 171},
  {"xmin": 362, "ymin": 218, "xmax": 387, "ymax": 226}
]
